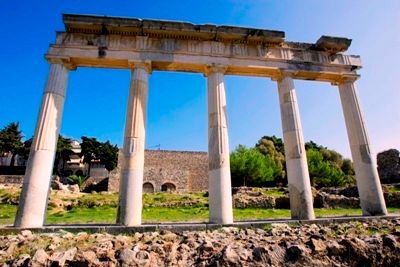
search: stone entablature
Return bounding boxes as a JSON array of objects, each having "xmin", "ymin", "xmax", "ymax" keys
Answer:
[{"xmin": 49, "ymin": 14, "xmax": 360, "ymax": 82}]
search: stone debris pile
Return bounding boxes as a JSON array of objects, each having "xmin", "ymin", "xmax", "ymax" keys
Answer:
[{"xmin": 0, "ymin": 218, "xmax": 399, "ymax": 266}]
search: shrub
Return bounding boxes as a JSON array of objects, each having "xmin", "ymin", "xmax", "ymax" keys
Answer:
[{"xmin": 67, "ymin": 175, "xmax": 88, "ymax": 189}]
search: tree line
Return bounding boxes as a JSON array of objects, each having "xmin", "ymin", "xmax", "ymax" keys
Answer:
[
  {"xmin": 0, "ymin": 122, "xmax": 118, "ymax": 176},
  {"xmin": 230, "ymin": 136, "xmax": 356, "ymax": 188}
]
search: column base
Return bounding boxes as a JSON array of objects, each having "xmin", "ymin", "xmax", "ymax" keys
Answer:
[
  {"xmin": 208, "ymin": 167, "xmax": 233, "ymax": 224},
  {"xmin": 14, "ymin": 150, "xmax": 54, "ymax": 228},
  {"xmin": 288, "ymin": 182, "xmax": 315, "ymax": 220},
  {"xmin": 117, "ymin": 168, "xmax": 143, "ymax": 226}
]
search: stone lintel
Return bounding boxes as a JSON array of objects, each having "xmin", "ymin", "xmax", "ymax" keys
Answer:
[
  {"xmin": 62, "ymin": 13, "xmax": 285, "ymax": 45},
  {"xmin": 45, "ymin": 47, "xmax": 360, "ymax": 83},
  {"xmin": 315, "ymin": 35, "xmax": 352, "ymax": 54}
]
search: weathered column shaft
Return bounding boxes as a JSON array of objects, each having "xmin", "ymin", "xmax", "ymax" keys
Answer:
[
  {"xmin": 338, "ymin": 81, "xmax": 387, "ymax": 215},
  {"xmin": 117, "ymin": 65, "xmax": 149, "ymax": 226},
  {"xmin": 277, "ymin": 76, "xmax": 315, "ymax": 220},
  {"xmin": 207, "ymin": 68, "xmax": 233, "ymax": 224},
  {"xmin": 14, "ymin": 63, "xmax": 69, "ymax": 227}
]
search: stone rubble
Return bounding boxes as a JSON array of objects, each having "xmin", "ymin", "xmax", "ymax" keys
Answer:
[
  {"xmin": 232, "ymin": 187, "xmax": 400, "ymax": 209},
  {"xmin": 0, "ymin": 218, "xmax": 399, "ymax": 266}
]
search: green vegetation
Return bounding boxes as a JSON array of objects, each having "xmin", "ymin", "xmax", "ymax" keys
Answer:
[
  {"xmin": 262, "ymin": 188, "xmax": 286, "ymax": 197},
  {"xmin": 54, "ymin": 135, "xmax": 73, "ymax": 175},
  {"xmin": 143, "ymin": 192, "xmax": 207, "ymax": 207},
  {"xmin": 234, "ymin": 208, "xmax": 290, "ymax": 220},
  {"xmin": 143, "ymin": 206, "xmax": 208, "ymax": 222},
  {"xmin": 80, "ymin": 136, "xmax": 118, "ymax": 175},
  {"xmin": 230, "ymin": 145, "xmax": 282, "ymax": 186},
  {"xmin": 0, "ymin": 188, "xmax": 19, "ymax": 204},
  {"xmin": 0, "ymin": 121, "xmax": 120, "ymax": 177},
  {"xmin": 1, "ymin": 188, "xmax": 399, "ymax": 225},
  {"xmin": 306, "ymin": 141, "xmax": 355, "ymax": 187},
  {"xmin": 256, "ymin": 135, "xmax": 286, "ymax": 180},
  {"xmin": 386, "ymin": 186, "xmax": 400, "ymax": 193},
  {"xmin": 67, "ymin": 175, "xmax": 89, "ymax": 189},
  {"xmin": 0, "ymin": 204, "xmax": 17, "ymax": 224},
  {"xmin": 46, "ymin": 205, "xmax": 117, "ymax": 224},
  {"xmin": 1, "ymin": 201, "xmax": 399, "ymax": 225},
  {"xmin": 0, "ymin": 122, "xmax": 24, "ymax": 166},
  {"xmin": 230, "ymin": 136, "xmax": 356, "ymax": 188}
]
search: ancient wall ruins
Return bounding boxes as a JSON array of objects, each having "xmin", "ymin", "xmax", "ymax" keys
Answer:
[{"xmin": 108, "ymin": 150, "xmax": 208, "ymax": 193}]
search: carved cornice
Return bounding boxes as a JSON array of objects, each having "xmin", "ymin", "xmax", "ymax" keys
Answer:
[
  {"xmin": 62, "ymin": 14, "xmax": 285, "ymax": 46},
  {"xmin": 62, "ymin": 14, "xmax": 354, "ymax": 56}
]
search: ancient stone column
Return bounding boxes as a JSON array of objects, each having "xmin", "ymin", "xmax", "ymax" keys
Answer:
[
  {"xmin": 117, "ymin": 61, "xmax": 151, "ymax": 226},
  {"xmin": 206, "ymin": 65, "xmax": 233, "ymax": 224},
  {"xmin": 14, "ymin": 62, "xmax": 70, "ymax": 227},
  {"xmin": 277, "ymin": 75, "xmax": 315, "ymax": 220},
  {"xmin": 337, "ymin": 80, "xmax": 387, "ymax": 215}
]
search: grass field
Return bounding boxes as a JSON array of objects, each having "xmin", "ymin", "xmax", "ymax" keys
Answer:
[
  {"xmin": 1, "ymin": 204, "xmax": 399, "ymax": 225},
  {"xmin": 1, "ymin": 188, "xmax": 399, "ymax": 225}
]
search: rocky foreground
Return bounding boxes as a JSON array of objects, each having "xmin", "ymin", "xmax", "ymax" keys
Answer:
[{"xmin": 0, "ymin": 218, "xmax": 399, "ymax": 266}]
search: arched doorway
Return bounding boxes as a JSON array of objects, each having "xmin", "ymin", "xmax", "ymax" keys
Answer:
[
  {"xmin": 161, "ymin": 182, "xmax": 176, "ymax": 192},
  {"xmin": 143, "ymin": 182, "xmax": 154, "ymax": 193}
]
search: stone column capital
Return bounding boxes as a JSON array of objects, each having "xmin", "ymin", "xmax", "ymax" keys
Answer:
[
  {"xmin": 204, "ymin": 64, "xmax": 228, "ymax": 77},
  {"xmin": 331, "ymin": 74, "xmax": 360, "ymax": 86},
  {"xmin": 45, "ymin": 55, "xmax": 76, "ymax": 70},
  {"xmin": 271, "ymin": 69, "xmax": 298, "ymax": 81},
  {"xmin": 128, "ymin": 60, "xmax": 152, "ymax": 73}
]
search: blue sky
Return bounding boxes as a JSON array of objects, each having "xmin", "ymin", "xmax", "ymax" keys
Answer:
[{"xmin": 0, "ymin": 0, "xmax": 399, "ymax": 158}]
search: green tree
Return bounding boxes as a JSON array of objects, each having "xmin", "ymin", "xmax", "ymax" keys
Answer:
[
  {"xmin": 54, "ymin": 135, "xmax": 73, "ymax": 175},
  {"xmin": 98, "ymin": 141, "xmax": 118, "ymax": 171},
  {"xmin": 0, "ymin": 122, "xmax": 24, "ymax": 166},
  {"xmin": 253, "ymin": 137, "xmax": 356, "ymax": 187},
  {"xmin": 305, "ymin": 140, "xmax": 324, "ymax": 151},
  {"xmin": 256, "ymin": 136, "xmax": 286, "ymax": 181},
  {"xmin": 80, "ymin": 136, "xmax": 118, "ymax": 175},
  {"xmin": 257, "ymin": 135, "xmax": 284, "ymax": 154},
  {"xmin": 80, "ymin": 136, "xmax": 101, "ymax": 176},
  {"xmin": 19, "ymin": 138, "xmax": 32, "ymax": 161},
  {"xmin": 341, "ymin": 158, "xmax": 355, "ymax": 176},
  {"xmin": 230, "ymin": 145, "xmax": 281, "ymax": 186},
  {"xmin": 307, "ymin": 148, "xmax": 351, "ymax": 187},
  {"xmin": 305, "ymin": 140, "xmax": 355, "ymax": 187},
  {"xmin": 18, "ymin": 135, "xmax": 73, "ymax": 175}
]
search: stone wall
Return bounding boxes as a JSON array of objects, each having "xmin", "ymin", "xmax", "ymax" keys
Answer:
[
  {"xmin": 108, "ymin": 150, "xmax": 208, "ymax": 193},
  {"xmin": 0, "ymin": 175, "xmax": 23, "ymax": 184},
  {"xmin": 377, "ymin": 149, "xmax": 400, "ymax": 183}
]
